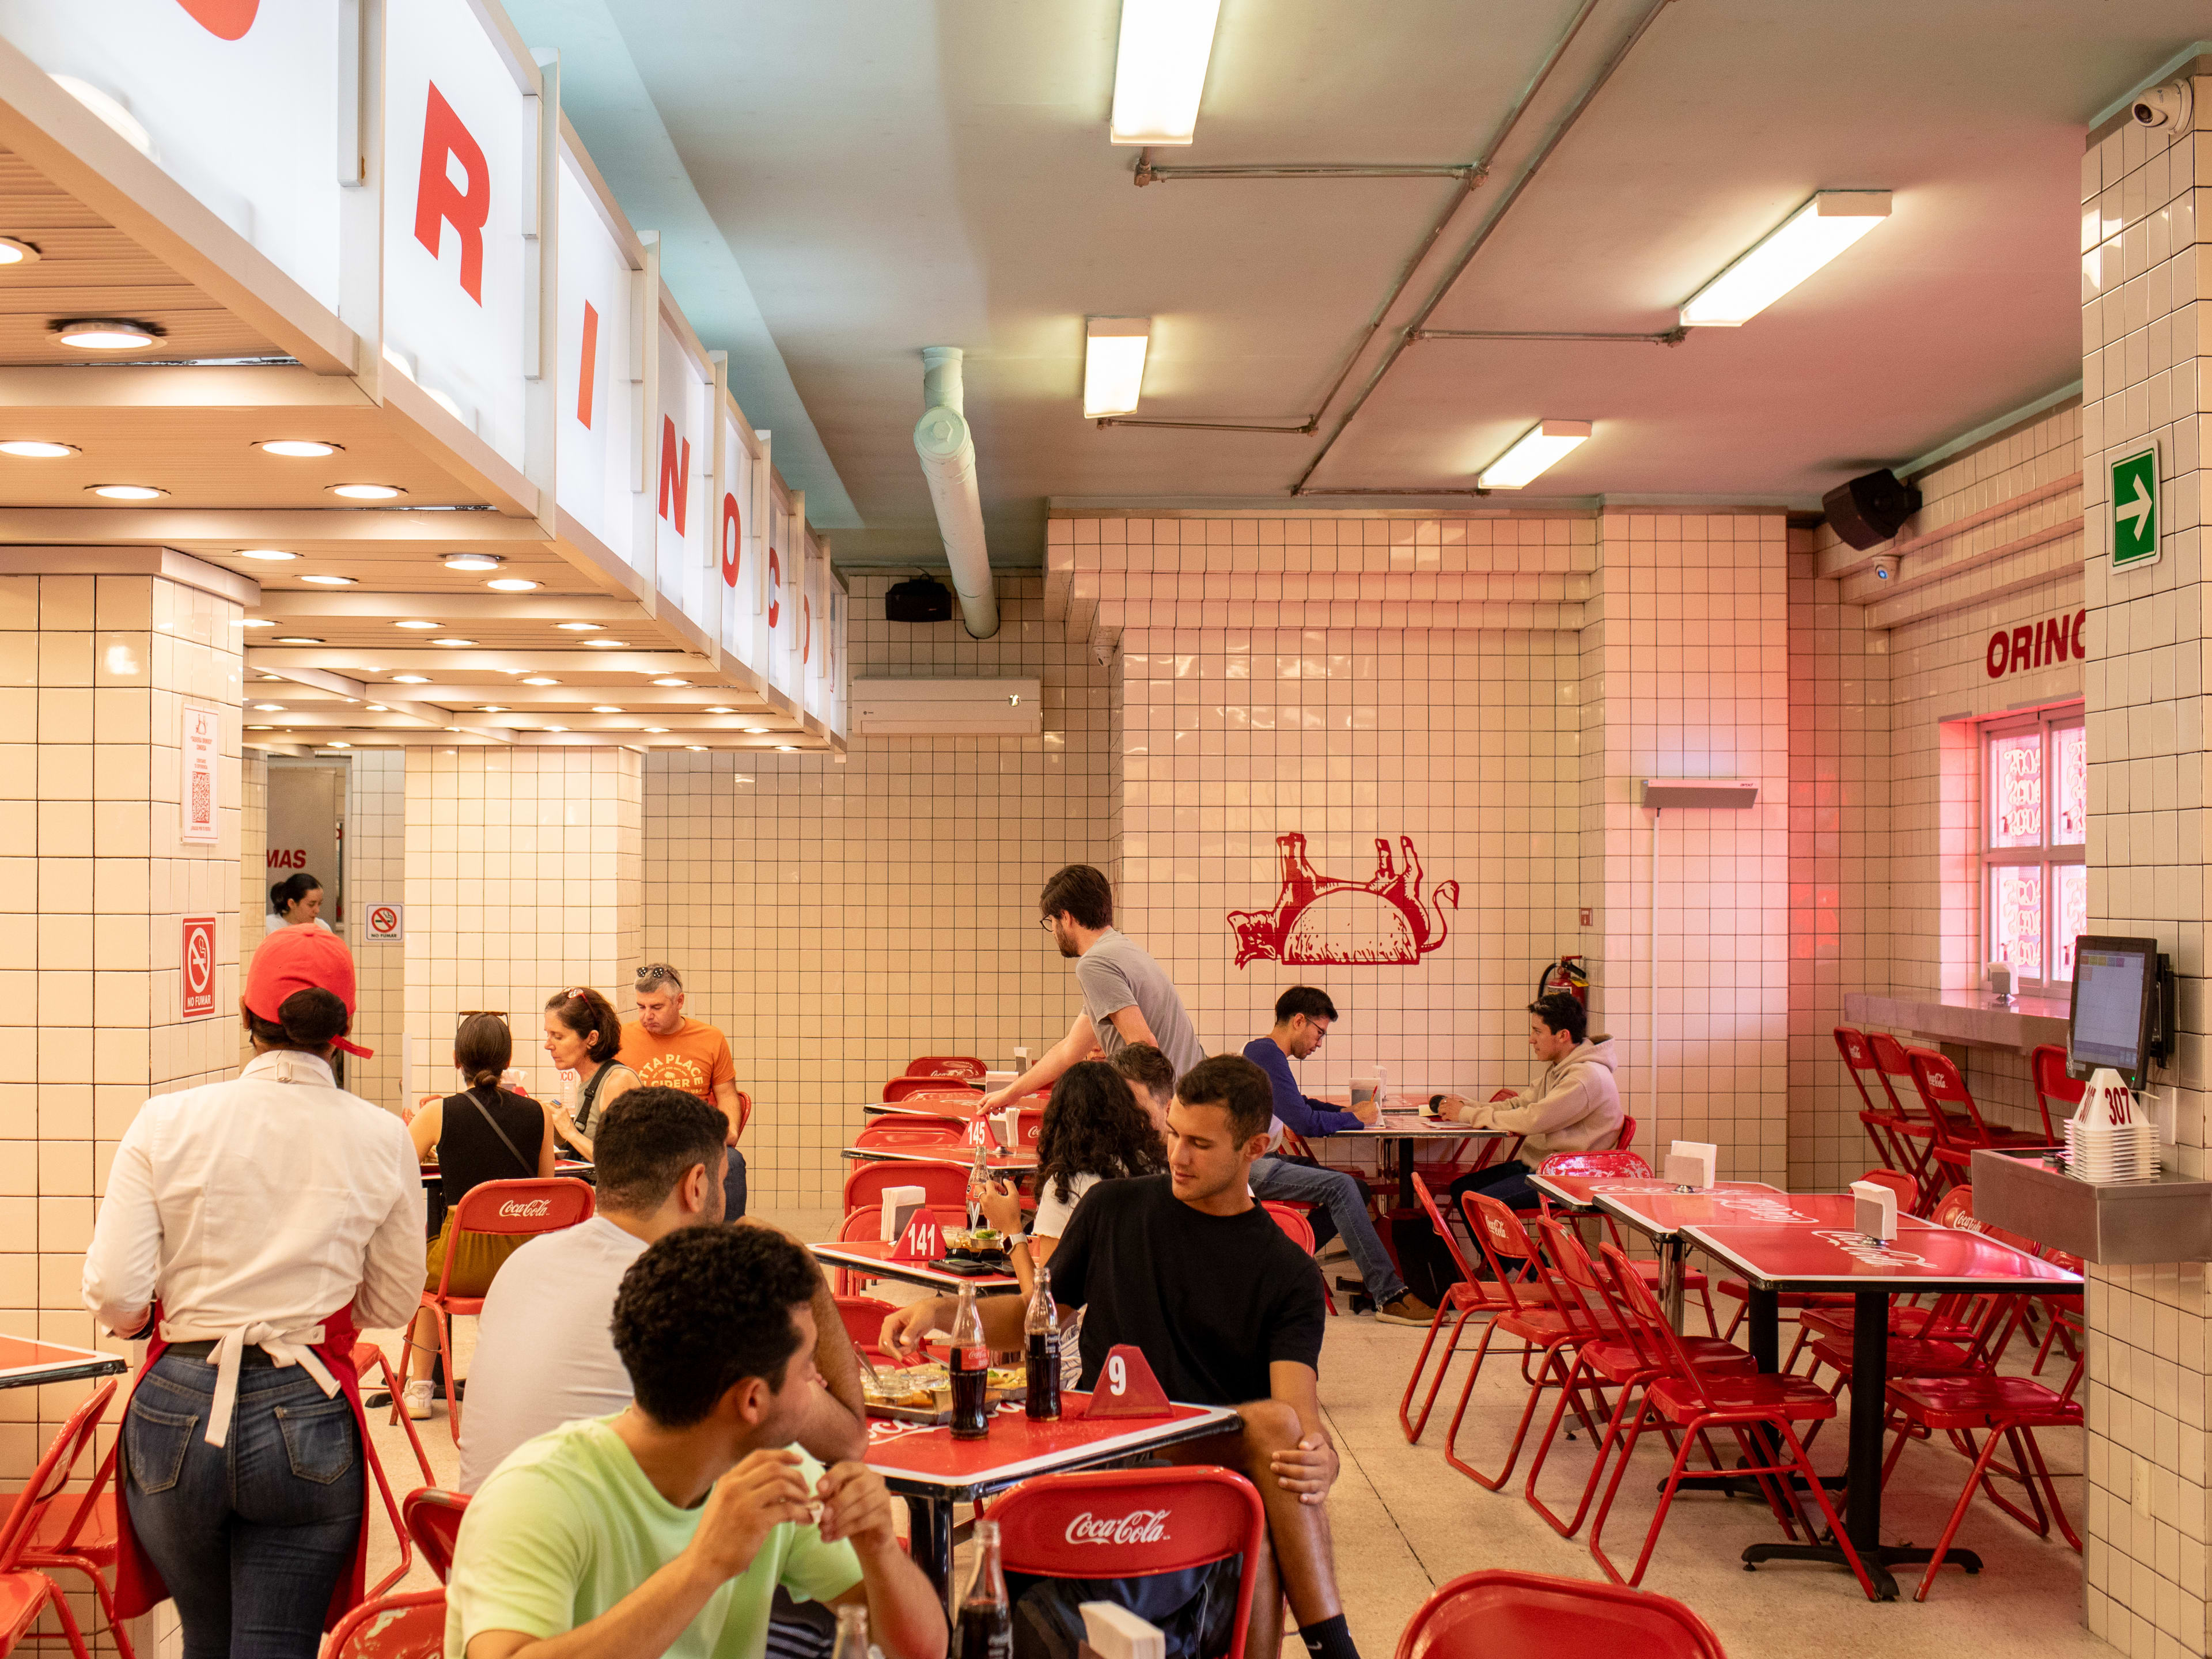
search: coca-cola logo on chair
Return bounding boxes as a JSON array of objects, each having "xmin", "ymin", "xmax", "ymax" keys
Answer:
[
  {"xmin": 498, "ymin": 1198, "xmax": 552, "ymax": 1218},
  {"xmin": 1065, "ymin": 1509, "xmax": 1172, "ymax": 1546},
  {"xmin": 1229, "ymin": 833, "xmax": 1457, "ymax": 967}
]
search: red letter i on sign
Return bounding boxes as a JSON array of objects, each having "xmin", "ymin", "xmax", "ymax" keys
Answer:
[{"xmin": 576, "ymin": 302, "xmax": 599, "ymax": 429}]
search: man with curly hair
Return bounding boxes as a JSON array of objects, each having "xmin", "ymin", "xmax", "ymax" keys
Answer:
[{"xmin": 448, "ymin": 1226, "xmax": 946, "ymax": 1659}]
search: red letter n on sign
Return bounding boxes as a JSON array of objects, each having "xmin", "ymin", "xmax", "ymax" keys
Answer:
[
  {"xmin": 414, "ymin": 83, "xmax": 490, "ymax": 303},
  {"xmin": 658, "ymin": 418, "xmax": 691, "ymax": 533}
]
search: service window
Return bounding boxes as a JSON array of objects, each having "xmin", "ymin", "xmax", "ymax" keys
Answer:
[{"xmin": 1983, "ymin": 706, "xmax": 2086, "ymax": 988}]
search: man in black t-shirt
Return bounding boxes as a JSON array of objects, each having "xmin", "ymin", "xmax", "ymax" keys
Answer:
[{"xmin": 885, "ymin": 1055, "xmax": 1359, "ymax": 1659}]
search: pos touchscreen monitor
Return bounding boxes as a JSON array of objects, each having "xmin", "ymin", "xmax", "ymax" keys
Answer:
[{"xmin": 2068, "ymin": 937, "xmax": 2165, "ymax": 1087}]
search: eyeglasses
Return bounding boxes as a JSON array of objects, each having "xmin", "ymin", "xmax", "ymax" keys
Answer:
[
  {"xmin": 634, "ymin": 964, "xmax": 681, "ymax": 991},
  {"xmin": 562, "ymin": 987, "xmax": 590, "ymax": 1001},
  {"xmin": 1037, "ymin": 916, "xmax": 1058, "ymax": 932}
]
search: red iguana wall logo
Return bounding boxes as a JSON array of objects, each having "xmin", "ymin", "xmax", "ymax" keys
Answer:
[{"xmin": 1229, "ymin": 833, "xmax": 1457, "ymax": 968}]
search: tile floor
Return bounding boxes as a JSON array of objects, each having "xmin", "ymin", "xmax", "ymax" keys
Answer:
[{"xmin": 357, "ymin": 1207, "xmax": 2111, "ymax": 1659}]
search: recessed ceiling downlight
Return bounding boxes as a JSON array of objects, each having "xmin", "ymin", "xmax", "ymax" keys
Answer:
[
  {"xmin": 54, "ymin": 318, "xmax": 160, "ymax": 351},
  {"xmin": 330, "ymin": 483, "xmax": 403, "ymax": 500},
  {"xmin": 0, "ymin": 440, "xmax": 74, "ymax": 457}
]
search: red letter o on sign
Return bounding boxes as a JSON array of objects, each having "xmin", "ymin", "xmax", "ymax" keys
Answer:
[
  {"xmin": 721, "ymin": 493, "xmax": 743, "ymax": 588},
  {"xmin": 1986, "ymin": 630, "xmax": 2008, "ymax": 679}
]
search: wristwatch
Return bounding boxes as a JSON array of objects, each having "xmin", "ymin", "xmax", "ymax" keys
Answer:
[{"xmin": 1002, "ymin": 1232, "xmax": 1029, "ymax": 1251}]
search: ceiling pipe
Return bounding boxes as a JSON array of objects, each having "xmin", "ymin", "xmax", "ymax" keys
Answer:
[{"xmin": 912, "ymin": 346, "xmax": 999, "ymax": 639}]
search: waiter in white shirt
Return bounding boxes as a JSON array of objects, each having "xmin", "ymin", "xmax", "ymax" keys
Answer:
[{"xmin": 82, "ymin": 926, "xmax": 424, "ymax": 1659}]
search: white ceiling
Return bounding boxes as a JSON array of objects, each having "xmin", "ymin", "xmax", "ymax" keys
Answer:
[{"xmin": 529, "ymin": 0, "xmax": 2205, "ymax": 567}]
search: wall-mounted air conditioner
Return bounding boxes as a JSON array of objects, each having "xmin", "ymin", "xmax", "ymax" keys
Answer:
[{"xmin": 851, "ymin": 679, "xmax": 1042, "ymax": 736}]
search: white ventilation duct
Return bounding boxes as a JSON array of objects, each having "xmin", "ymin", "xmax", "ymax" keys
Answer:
[{"xmin": 912, "ymin": 346, "xmax": 999, "ymax": 638}]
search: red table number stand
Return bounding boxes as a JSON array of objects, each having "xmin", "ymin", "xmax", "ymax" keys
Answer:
[
  {"xmin": 888, "ymin": 1207, "xmax": 946, "ymax": 1263},
  {"xmin": 1079, "ymin": 1344, "xmax": 1173, "ymax": 1419}
]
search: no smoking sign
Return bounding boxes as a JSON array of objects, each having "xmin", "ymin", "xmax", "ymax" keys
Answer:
[
  {"xmin": 366, "ymin": 903, "xmax": 404, "ymax": 942},
  {"xmin": 181, "ymin": 916, "xmax": 217, "ymax": 1020}
]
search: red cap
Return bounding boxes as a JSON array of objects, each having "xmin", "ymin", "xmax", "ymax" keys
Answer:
[{"xmin": 244, "ymin": 926, "xmax": 373, "ymax": 1058}]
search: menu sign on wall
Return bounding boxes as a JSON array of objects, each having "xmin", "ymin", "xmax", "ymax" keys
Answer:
[{"xmin": 384, "ymin": 0, "xmax": 530, "ymax": 467}]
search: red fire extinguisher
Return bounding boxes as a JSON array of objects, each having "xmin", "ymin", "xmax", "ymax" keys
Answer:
[{"xmin": 1535, "ymin": 955, "xmax": 1588, "ymax": 1006}]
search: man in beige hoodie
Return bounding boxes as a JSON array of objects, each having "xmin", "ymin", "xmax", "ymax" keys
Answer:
[{"xmin": 1439, "ymin": 991, "xmax": 1623, "ymax": 1224}]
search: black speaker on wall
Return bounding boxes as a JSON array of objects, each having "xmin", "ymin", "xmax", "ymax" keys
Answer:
[
  {"xmin": 1822, "ymin": 468, "xmax": 1922, "ymax": 550},
  {"xmin": 885, "ymin": 575, "xmax": 953, "ymax": 623}
]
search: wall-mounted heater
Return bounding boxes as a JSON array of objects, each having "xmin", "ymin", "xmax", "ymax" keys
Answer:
[
  {"xmin": 1642, "ymin": 779, "xmax": 1759, "ymax": 809},
  {"xmin": 851, "ymin": 679, "xmax": 1042, "ymax": 737}
]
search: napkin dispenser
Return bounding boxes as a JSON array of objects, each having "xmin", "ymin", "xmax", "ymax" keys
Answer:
[
  {"xmin": 880, "ymin": 1185, "xmax": 927, "ymax": 1242},
  {"xmin": 1850, "ymin": 1179, "xmax": 1899, "ymax": 1245},
  {"xmin": 1662, "ymin": 1141, "xmax": 1717, "ymax": 1190},
  {"xmin": 993, "ymin": 1108, "xmax": 1020, "ymax": 1150},
  {"xmin": 1080, "ymin": 1603, "xmax": 1165, "ymax": 1659}
]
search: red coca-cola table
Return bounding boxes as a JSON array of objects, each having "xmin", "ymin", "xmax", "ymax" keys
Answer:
[
  {"xmin": 838, "ymin": 1147, "xmax": 1038, "ymax": 1171},
  {"xmin": 1682, "ymin": 1218, "xmax": 2080, "ymax": 1601},
  {"xmin": 808, "ymin": 1240, "xmax": 1024, "ymax": 1296},
  {"xmin": 865, "ymin": 1395, "xmax": 1240, "ymax": 1612},
  {"xmin": 0, "ymin": 1334, "xmax": 128, "ymax": 1390}
]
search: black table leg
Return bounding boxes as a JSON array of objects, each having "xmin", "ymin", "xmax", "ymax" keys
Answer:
[
  {"xmin": 1748, "ymin": 1287, "xmax": 1779, "ymax": 1373},
  {"xmin": 1397, "ymin": 1136, "xmax": 1415, "ymax": 1213},
  {"xmin": 906, "ymin": 1494, "xmax": 957, "ymax": 1619}
]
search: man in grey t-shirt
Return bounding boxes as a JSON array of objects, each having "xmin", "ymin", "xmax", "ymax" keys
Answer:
[{"xmin": 982, "ymin": 865, "xmax": 1206, "ymax": 1109}]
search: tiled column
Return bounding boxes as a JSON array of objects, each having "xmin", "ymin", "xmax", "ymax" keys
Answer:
[
  {"xmin": 402, "ymin": 748, "xmax": 642, "ymax": 1103},
  {"xmin": 1581, "ymin": 512, "xmax": 1791, "ymax": 1181},
  {"xmin": 0, "ymin": 567, "xmax": 243, "ymax": 1645},
  {"xmin": 2079, "ymin": 71, "xmax": 2212, "ymax": 1654}
]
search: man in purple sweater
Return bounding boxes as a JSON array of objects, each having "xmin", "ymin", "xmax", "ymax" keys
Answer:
[{"xmin": 1243, "ymin": 987, "xmax": 1435, "ymax": 1327}]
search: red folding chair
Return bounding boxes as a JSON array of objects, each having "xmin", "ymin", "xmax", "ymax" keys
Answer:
[
  {"xmin": 906, "ymin": 1055, "xmax": 986, "ymax": 1080},
  {"xmin": 1262, "ymin": 1202, "xmax": 1338, "ymax": 1313},
  {"xmin": 882, "ymin": 1077, "xmax": 983, "ymax": 1104},
  {"xmin": 0, "ymin": 1381, "xmax": 113, "ymax": 1659},
  {"xmin": 1397, "ymin": 1174, "xmax": 1559, "ymax": 1443},
  {"xmin": 990, "ymin": 1468, "xmax": 1267, "ymax": 1659},
  {"xmin": 2028, "ymin": 1044, "xmax": 2078, "ymax": 1144},
  {"xmin": 1613, "ymin": 1114, "xmax": 1638, "ymax": 1152},
  {"xmin": 1521, "ymin": 1218, "xmax": 1754, "ymax": 1539},
  {"xmin": 834, "ymin": 1296, "xmax": 902, "ymax": 1363},
  {"xmin": 1534, "ymin": 1151, "xmax": 1718, "ymax": 1336},
  {"xmin": 843, "ymin": 1160, "xmax": 972, "ymax": 1215},
  {"xmin": 323, "ymin": 1589, "xmax": 445, "ymax": 1659},
  {"xmin": 833, "ymin": 1207, "xmax": 882, "ymax": 1296},
  {"xmin": 410, "ymin": 1176, "xmax": 596, "ymax": 1440},
  {"xmin": 1396, "ymin": 1569, "xmax": 1726, "ymax": 1659},
  {"xmin": 1879, "ymin": 1279, "xmax": 2085, "ymax": 1600},
  {"xmin": 401, "ymin": 1488, "xmax": 469, "ymax": 1585},
  {"xmin": 1835, "ymin": 1027, "xmax": 1916, "ymax": 1186},
  {"xmin": 853, "ymin": 1121, "xmax": 971, "ymax": 1154},
  {"xmin": 1866, "ymin": 1031, "xmax": 1956, "ymax": 1208},
  {"xmin": 1908, "ymin": 1048, "xmax": 2059, "ymax": 1192},
  {"xmin": 1586, "ymin": 1244, "xmax": 1877, "ymax": 1598}
]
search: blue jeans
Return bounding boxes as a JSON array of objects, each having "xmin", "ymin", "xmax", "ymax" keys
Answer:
[
  {"xmin": 1249, "ymin": 1154, "xmax": 1407, "ymax": 1305},
  {"xmin": 124, "ymin": 1351, "xmax": 365, "ymax": 1659},
  {"xmin": 724, "ymin": 1146, "xmax": 749, "ymax": 1220}
]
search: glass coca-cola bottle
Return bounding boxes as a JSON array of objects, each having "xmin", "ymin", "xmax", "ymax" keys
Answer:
[
  {"xmin": 1024, "ymin": 1266, "xmax": 1061, "ymax": 1421},
  {"xmin": 957, "ymin": 1519, "xmax": 1013, "ymax": 1659},
  {"xmin": 948, "ymin": 1281, "xmax": 990, "ymax": 1440},
  {"xmin": 831, "ymin": 1604, "xmax": 870, "ymax": 1659}
]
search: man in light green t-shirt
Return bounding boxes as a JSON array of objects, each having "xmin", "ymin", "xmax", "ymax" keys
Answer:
[{"xmin": 450, "ymin": 1227, "xmax": 946, "ymax": 1659}]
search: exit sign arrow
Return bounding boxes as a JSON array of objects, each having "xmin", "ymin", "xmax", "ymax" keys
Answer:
[{"xmin": 2112, "ymin": 444, "xmax": 2160, "ymax": 569}]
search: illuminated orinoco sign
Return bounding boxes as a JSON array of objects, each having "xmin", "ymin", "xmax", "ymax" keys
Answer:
[
  {"xmin": 497, "ymin": 1198, "xmax": 552, "ymax": 1218},
  {"xmin": 1809, "ymin": 1229, "xmax": 1927, "ymax": 1267},
  {"xmin": 1065, "ymin": 1510, "xmax": 1172, "ymax": 1546},
  {"xmin": 1986, "ymin": 610, "xmax": 2085, "ymax": 679}
]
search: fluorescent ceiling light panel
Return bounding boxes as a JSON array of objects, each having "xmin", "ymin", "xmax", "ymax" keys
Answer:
[
  {"xmin": 1680, "ymin": 190, "xmax": 1891, "ymax": 327},
  {"xmin": 1478, "ymin": 419, "xmax": 1591, "ymax": 490},
  {"xmin": 1084, "ymin": 318, "xmax": 1152, "ymax": 417},
  {"xmin": 1108, "ymin": 0, "xmax": 1222, "ymax": 145}
]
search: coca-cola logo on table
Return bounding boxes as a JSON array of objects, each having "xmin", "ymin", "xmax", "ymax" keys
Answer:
[
  {"xmin": 498, "ymin": 1198, "xmax": 552, "ymax": 1218},
  {"xmin": 1064, "ymin": 1509, "xmax": 1172, "ymax": 1546}
]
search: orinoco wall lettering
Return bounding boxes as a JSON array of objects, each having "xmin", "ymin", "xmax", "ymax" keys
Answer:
[
  {"xmin": 1063, "ymin": 1509, "xmax": 1172, "ymax": 1546},
  {"xmin": 1986, "ymin": 610, "xmax": 2085, "ymax": 679},
  {"xmin": 497, "ymin": 1198, "xmax": 553, "ymax": 1218}
]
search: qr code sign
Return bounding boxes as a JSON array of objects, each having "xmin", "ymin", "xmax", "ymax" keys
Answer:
[{"xmin": 191, "ymin": 770, "xmax": 211, "ymax": 823}]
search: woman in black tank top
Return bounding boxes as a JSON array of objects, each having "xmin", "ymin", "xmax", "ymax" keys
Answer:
[{"xmin": 402, "ymin": 1014, "xmax": 554, "ymax": 1416}]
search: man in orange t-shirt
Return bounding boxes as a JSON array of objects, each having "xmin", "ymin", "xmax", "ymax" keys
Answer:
[{"xmin": 619, "ymin": 963, "xmax": 748, "ymax": 1218}]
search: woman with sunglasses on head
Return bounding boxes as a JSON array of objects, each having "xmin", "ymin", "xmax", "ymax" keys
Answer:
[
  {"xmin": 402, "ymin": 1012, "xmax": 555, "ymax": 1419},
  {"xmin": 541, "ymin": 986, "xmax": 636, "ymax": 1160}
]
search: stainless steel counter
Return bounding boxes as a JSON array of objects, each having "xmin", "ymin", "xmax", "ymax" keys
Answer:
[
  {"xmin": 1844, "ymin": 990, "xmax": 2070, "ymax": 1055},
  {"xmin": 1971, "ymin": 1147, "xmax": 2212, "ymax": 1264}
]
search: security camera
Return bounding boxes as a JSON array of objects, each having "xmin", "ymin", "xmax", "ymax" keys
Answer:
[
  {"xmin": 1871, "ymin": 556, "xmax": 1894, "ymax": 581},
  {"xmin": 1092, "ymin": 636, "xmax": 1116, "ymax": 666},
  {"xmin": 2133, "ymin": 82, "xmax": 2193, "ymax": 134}
]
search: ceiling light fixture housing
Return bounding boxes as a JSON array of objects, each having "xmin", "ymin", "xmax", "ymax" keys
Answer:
[
  {"xmin": 1680, "ymin": 190, "xmax": 1892, "ymax": 327},
  {"xmin": 298, "ymin": 574, "xmax": 355, "ymax": 585},
  {"xmin": 329, "ymin": 483, "xmax": 403, "ymax": 500},
  {"xmin": 1108, "ymin": 0, "xmax": 1222, "ymax": 145},
  {"xmin": 1084, "ymin": 317, "xmax": 1153, "ymax": 418},
  {"xmin": 522, "ymin": 676, "xmax": 559, "ymax": 685},
  {"xmin": 0, "ymin": 440, "xmax": 74, "ymax": 457},
  {"xmin": 54, "ymin": 317, "xmax": 161, "ymax": 350},
  {"xmin": 486, "ymin": 578, "xmax": 540, "ymax": 592},
  {"xmin": 88, "ymin": 483, "xmax": 164, "ymax": 499},
  {"xmin": 0, "ymin": 237, "xmax": 41, "ymax": 266},
  {"xmin": 652, "ymin": 677, "xmax": 690, "ymax": 688},
  {"xmin": 432, "ymin": 637, "xmax": 475, "ymax": 646},
  {"xmin": 237, "ymin": 548, "xmax": 297, "ymax": 562},
  {"xmin": 391, "ymin": 674, "xmax": 430, "ymax": 684},
  {"xmin": 273, "ymin": 637, "xmax": 323, "ymax": 645},
  {"xmin": 257, "ymin": 440, "xmax": 340, "ymax": 458},
  {"xmin": 443, "ymin": 553, "xmax": 502, "ymax": 571},
  {"xmin": 588, "ymin": 639, "xmax": 630, "ymax": 648},
  {"xmin": 394, "ymin": 619, "xmax": 438, "ymax": 629},
  {"xmin": 591, "ymin": 706, "xmax": 623, "ymax": 714},
  {"xmin": 1478, "ymin": 419, "xmax": 1592, "ymax": 490}
]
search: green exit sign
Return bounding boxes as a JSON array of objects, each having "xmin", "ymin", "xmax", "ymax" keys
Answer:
[{"xmin": 2112, "ymin": 443, "xmax": 2160, "ymax": 569}]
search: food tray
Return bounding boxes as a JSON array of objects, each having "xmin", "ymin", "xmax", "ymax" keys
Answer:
[{"xmin": 863, "ymin": 1363, "xmax": 1026, "ymax": 1423}]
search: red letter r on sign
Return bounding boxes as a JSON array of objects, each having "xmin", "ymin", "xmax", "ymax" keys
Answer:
[{"xmin": 414, "ymin": 83, "xmax": 490, "ymax": 303}]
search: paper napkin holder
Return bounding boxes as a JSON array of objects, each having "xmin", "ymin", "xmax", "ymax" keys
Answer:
[
  {"xmin": 881, "ymin": 1186, "xmax": 928, "ymax": 1242},
  {"xmin": 1850, "ymin": 1180, "xmax": 1899, "ymax": 1245},
  {"xmin": 1663, "ymin": 1141, "xmax": 1717, "ymax": 1190},
  {"xmin": 1081, "ymin": 1604, "xmax": 1165, "ymax": 1659}
]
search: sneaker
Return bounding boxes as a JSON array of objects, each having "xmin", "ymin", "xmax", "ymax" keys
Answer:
[
  {"xmin": 402, "ymin": 1380, "xmax": 434, "ymax": 1420},
  {"xmin": 1374, "ymin": 1293, "xmax": 1439, "ymax": 1327}
]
